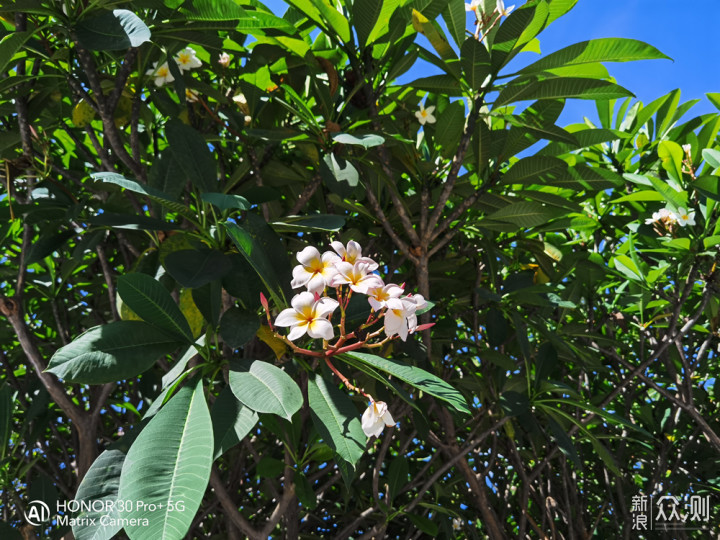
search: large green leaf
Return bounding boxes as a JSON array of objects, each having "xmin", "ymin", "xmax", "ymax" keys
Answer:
[
  {"xmin": 495, "ymin": 78, "xmax": 634, "ymax": 107},
  {"xmin": 75, "ymin": 9, "xmax": 151, "ymax": 51},
  {"xmin": 210, "ymin": 386, "xmax": 258, "ymax": 460},
  {"xmin": 502, "ymin": 155, "xmax": 568, "ymax": 185},
  {"xmin": 223, "ymin": 216, "xmax": 290, "ymax": 307},
  {"xmin": 517, "ymin": 38, "xmax": 670, "ymax": 76},
  {"xmin": 434, "ymin": 100, "xmax": 465, "ymax": 158},
  {"xmin": 488, "ymin": 201, "xmax": 562, "ymax": 228},
  {"xmin": 92, "ymin": 173, "xmax": 191, "ymax": 217},
  {"xmin": 228, "ymin": 360, "xmax": 303, "ymax": 421},
  {"xmin": 307, "ymin": 374, "xmax": 366, "ymax": 468},
  {"xmin": 442, "ymin": 0, "xmax": 467, "ymax": 48},
  {"xmin": 46, "ymin": 321, "xmax": 180, "ymax": 384},
  {"xmin": 219, "ymin": 308, "xmax": 260, "ymax": 348},
  {"xmin": 692, "ymin": 175, "xmax": 720, "ymax": 203},
  {"xmin": 73, "ymin": 448, "xmax": 126, "ymax": 540},
  {"xmin": 200, "ymin": 192, "xmax": 250, "ymax": 211},
  {"xmin": 117, "ymin": 274, "xmax": 194, "ymax": 343},
  {"xmin": 164, "ymin": 249, "xmax": 232, "ymax": 288},
  {"xmin": 408, "ymin": 74, "xmax": 462, "ymax": 96},
  {"xmin": 0, "ymin": 385, "xmax": 12, "ymax": 460},
  {"xmin": 339, "ymin": 352, "xmax": 470, "ymax": 414},
  {"xmin": 118, "ymin": 380, "xmax": 213, "ymax": 540},
  {"xmin": 270, "ymin": 214, "xmax": 346, "ymax": 233},
  {"xmin": 0, "ymin": 31, "xmax": 32, "ymax": 75},
  {"xmin": 460, "ymin": 38, "xmax": 491, "ymax": 91},
  {"xmin": 165, "ymin": 119, "xmax": 216, "ymax": 193},
  {"xmin": 351, "ymin": 0, "xmax": 382, "ymax": 47}
]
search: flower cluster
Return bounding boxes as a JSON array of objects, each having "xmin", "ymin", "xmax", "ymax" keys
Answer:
[
  {"xmin": 266, "ymin": 241, "xmax": 432, "ymax": 438},
  {"xmin": 276, "ymin": 240, "xmax": 427, "ymax": 342},
  {"xmin": 146, "ymin": 47, "xmax": 202, "ymax": 88},
  {"xmin": 645, "ymin": 206, "xmax": 695, "ymax": 231}
]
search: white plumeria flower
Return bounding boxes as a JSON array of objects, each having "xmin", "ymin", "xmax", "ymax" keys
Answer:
[
  {"xmin": 452, "ymin": 517, "xmax": 463, "ymax": 531},
  {"xmin": 185, "ymin": 88, "xmax": 199, "ymax": 103},
  {"xmin": 330, "ymin": 240, "xmax": 379, "ymax": 270},
  {"xmin": 361, "ymin": 401, "xmax": 395, "ymax": 437},
  {"xmin": 218, "ymin": 52, "xmax": 231, "ymax": 67},
  {"xmin": 675, "ymin": 207, "xmax": 696, "ymax": 227},
  {"xmin": 496, "ymin": 0, "xmax": 515, "ymax": 16},
  {"xmin": 465, "ymin": 0, "xmax": 481, "ymax": 11},
  {"xmin": 274, "ymin": 292, "xmax": 338, "ymax": 341},
  {"xmin": 415, "ymin": 103, "xmax": 436, "ymax": 125},
  {"xmin": 645, "ymin": 207, "xmax": 676, "ymax": 225},
  {"xmin": 146, "ymin": 62, "xmax": 174, "ymax": 87},
  {"xmin": 682, "ymin": 143, "xmax": 692, "ymax": 153},
  {"xmin": 175, "ymin": 47, "xmax": 202, "ymax": 72},
  {"xmin": 291, "ymin": 246, "xmax": 340, "ymax": 293},
  {"xmin": 329, "ymin": 261, "xmax": 383, "ymax": 294},
  {"xmin": 367, "ymin": 283, "xmax": 404, "ymax": 311},
  {"xmin": 384, "ymin": 295, "xmax": 425, "ymax": 342}
]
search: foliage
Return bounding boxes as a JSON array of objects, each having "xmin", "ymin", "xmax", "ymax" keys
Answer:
[{"xmin": 1, "ymin": 0, "xmax": 719, "ymax": 538}]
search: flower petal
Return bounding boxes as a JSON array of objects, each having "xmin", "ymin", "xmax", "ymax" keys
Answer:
[
  {"xmin": 287, "ymin": 323, "xmax": 308, "ymax": 341},
  {"xmin": 275, "ymin": 307, "xmax": 303, "ymax": 327},
  {"xmin": 307, "ymin": 318, "xmax": 334, "ymax": 340},
  {"xmin": 296, "ymin": 246, "xmax": 321, "ymax": 266},
  {"xmin": 314, "ymin": 297, "xmax": 339, "ymax": 318},
  {"xmin": 290, "ymin": 291, "xmax": 316, "ymax": 312}
]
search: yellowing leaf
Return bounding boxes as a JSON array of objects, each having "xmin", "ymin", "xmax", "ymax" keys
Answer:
[
  {"xmin": 179, "ymin": 288, "xmax": 204, "ymax": 338},
  {"xmin": 118, "ymin": 293, "xmax": 142, "ymax": 321},
  {"xmin": 257, "ymin": 325, "xmax": 287, "ymax": 360},
  {"xmin": 411, "ymin": 9, "xmax": 456, "ymax": 61},
  {"xmin": 72, "ymin": 99, "xmax": 96, "ymax": 128}
]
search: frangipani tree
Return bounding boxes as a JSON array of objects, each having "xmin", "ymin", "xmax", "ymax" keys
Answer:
[{"xmin": 1, "ymin": 0, "xmax": 718, "ymax": 538}]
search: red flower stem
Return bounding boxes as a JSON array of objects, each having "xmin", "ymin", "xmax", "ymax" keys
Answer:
[
  {"xmin": 325, "ymin": 357, "xmax": 370, "ymax": 399},
  {"xmin": 273, "ymin": 332, "xmax": 324, "ymax": 357}
]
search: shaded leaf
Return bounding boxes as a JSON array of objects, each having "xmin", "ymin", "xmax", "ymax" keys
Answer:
[
  {"xmin": 229, "ymin": 360, "xmax": 302, "ymax": 421},
  {"xmin": 47, "ymin": 321, "xmax": 180, "ymax": 384}
]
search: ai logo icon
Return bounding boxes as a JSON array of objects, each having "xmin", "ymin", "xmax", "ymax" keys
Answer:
[{"xmin": 24, "ymin": 500, "xmax": 51, "ymax": 526}]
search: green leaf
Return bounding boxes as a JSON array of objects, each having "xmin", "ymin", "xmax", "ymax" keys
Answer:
[
  {"xmin": 495, "ymin": 78, "xmax": 634, "ymax": 107},
  {"xmin": 323, "ymin": 153, "xmax": 359, "ymax": 190},
  {"xmin": 339, "ymin": 352, "xmax": 470, "ymax": 414},
  {"xmin": 148, "ymin": 149, "xmax": 186, "ymax": 201},
  {"xmin": 657, "ymin": 140, "xmax": 684, "ymax": 182},
  {"xmin": 73, "ymin": 447, "xmax": 126, "ymax": 540},
  {"xmin": 75, "ymin": 9, "xmax": 151, "ymax": 51},
  {"xmin": 0, "ymin": 31, "xmax": 32, "ymax": 75},
  {"xmin": 228, "ymin": 360, "xmax": 303, "ymax": 421},
  {"xmin": 517, "ymin": 38, "xmax": 670, "ymax": 76},
  {"xmin": 200, "ymin": 192, "xmax": 250, "ymax": 211},
  {"xmin": 408, "ymin": 74, "xmax": 462, "ymax": 96},
  {"xmin": 210, "ymin": 386, "xmax": 258, "ymax": 460},
  {"xmin": 461, "ymin": 38, "xmax": 491, "ymax": 90},
  {"xmin": 46, "ymin": 321, "xmax": 180, "ymax": 384},
  {"xmin": 693, "ymin": 175, "xmax": 720, "ymax": 203},
  {"xmin": 92, "ymin": 172, "xmax": 191, "ymax": 217},
  {"xmin": 332, "ymin": 133, "xmax": 385, "ymax": 148},
  {"xmin": 442, "ymin": 0, "xmax": 467, "ymax": 48},
  {"xmin": 192, "ymin": 280, "xmax": 222, "ymax": 326},
  {"xmin": 412, "ymin": 9, "xmax": 456, "ymax": 61},
  {"xmin": 164, "ymin": 249, "xmax": 232, "ymax": 288},
  {"xmin": 118, "ymin": 379, "xmax": 213, "ymax": 540},
  {"xmin": 702, "ymin": 148, "xmax": 720, "ymax": 169},
  {"xmin": 407, "ymin": 513, "xmax": 438, "ymax": 536},
  {"xmin": 117, "ymin": 273, "xmax": 194, "ymax": 343},
  {"xmin": 502, "ymin": 156, "xmax": 568, "ymax": 185},
  {"xmin": 270, "ymin": 214, "xmax": 346, "ymax": 233},
  {"xmin": 546, "ymin": 415, "xmax": 582, "ymax": 470},
  {"xmin": 351, "ymin": 0, "xmax": 382, "ymax": 47},
  {"xmin": 219, "ymin": 308, "xmax": 260, "ymax": 348},
  {"xmin": 0, "ymin": 385, "xmax": 12, "ymax": 460},
  {"xmin": 307, "ymin": 374, "xmax": 366, "ymax": 467},
  {"xmin": 165, "ymin": 119, "xmax": 216, "ymax": 193},
  {"xmin": 434, "ymin": 101, "xmax": 465, "ymax": 158},
  {"xmin": 223, "ymin": 218, "xmax": 289, "ymax": 307},
  {"xmin": 487, "ymin": 201, "xmax": 561, "ymax": 228},
  {"xmin": 88, "ymin": 211, "xmax": 181, "ymax": 231}
]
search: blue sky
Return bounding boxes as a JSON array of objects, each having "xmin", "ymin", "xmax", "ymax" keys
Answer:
[
  {"xmin": 265, "ymin": 0, "xmax": 720, "ymax": 126},
  {"xmin": 532, "ymin": 0, "xmax": 720, "ymax": 125}
]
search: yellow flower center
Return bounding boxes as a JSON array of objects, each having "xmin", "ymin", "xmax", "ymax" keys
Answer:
[
  {"xmin": 421, "ymin": 110, "xmax": 428, "ymax": 117},
  {"xmin": 157, "ymin": 67, "xmax": 168, "ymax": 76}
]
